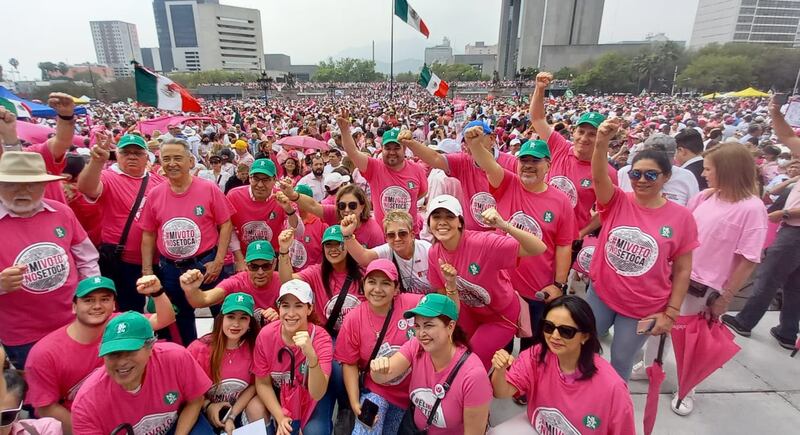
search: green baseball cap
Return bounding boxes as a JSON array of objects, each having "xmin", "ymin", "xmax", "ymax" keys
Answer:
[
  {"xmin": 382, "ymin": 128, "xmax": 401, "ymax": 146},
  {"xmin": 117, "ymin": 134, "xmax": 147, "ymax": 149},
  {"xmin": 245, "ymin": 240, "xmax": 276, "ymax": 263},
  {"xmin": 295, "ymin": 184, "xmax": 313, "ymax": 198},
  {"xmin": 322, "ymin": 225, "xmax": 344, "ymax": 244},
  {"xmin": 576, "ymin": 112, "xmax": 606, "ymax": 129},
  {"xmin": 517, "ymin": 140, "xmax": 551, "ymax": 159},
  {"xmin": 99, "ymin": 311, "xmax": 154, "ymax": 357},
  {"xmin": 221, "ymin": 292, "xmax": 255, "ymax": 316},
  {"xmin": 403, "ymin": 293, "xmax": 458, "ymax": 321},
  {"xmin": 250, "ymin": 159, "xmax": 277, "ymax": 177},
  {"xmin": 75, "ymin": 276, "xmax": 117, "ymax": 298}
]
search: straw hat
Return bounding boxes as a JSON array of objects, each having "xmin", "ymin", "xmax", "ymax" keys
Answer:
[{"xmin": 0, "ymin": 152, "xmax": 66, "ymax": 183}]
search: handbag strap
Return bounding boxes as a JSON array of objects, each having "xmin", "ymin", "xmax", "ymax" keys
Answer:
[
  {"xmin": 390, "ymin": 253, "xmax": 407, "ymax": 293},
  {"xmin": 424, "ymin": 350, "xmax": 472, "ymax": 429},
  {"xmin": 117, "ymin": 174, "xmax": 149, "ymax": 252},
  {"xmin": 324, "ymin": 275, "xmax": 355, "ymax": 333},
  {"xmin": 359, "ymin": 303, "xmax": 396, "ymax": 390}
]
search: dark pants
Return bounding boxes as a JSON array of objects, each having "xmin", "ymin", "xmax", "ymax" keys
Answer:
[
  {"xmin": 736, "ymin": 225, "xmax": 800, "ymax": 339},
  {"xmin": 113, "ymin": 261, "xmax": 156, "ymax": 313},
  {"xmin": 165, "ymin": 413, "xmax": 215, "ymax": 434},
  {"xmin": 505, "ymin": 297, "xmax": 545, "ymax": 354},
  {"xmin": 5, "ymin": 342, "xmax": 35, "ymax": 369},
  {"xmin": 158, "ymin": 249, "xmax": 223, "ymax": 345}
]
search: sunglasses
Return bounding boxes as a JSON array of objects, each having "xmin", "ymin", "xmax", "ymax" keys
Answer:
[
  {"xmin": 337, "ymin": 201, "xmax": 359, "ymax": 211},
  {"xmin": 247, "ymin": 262, "xmax": 273, "ymax": 271},
  {"xmin": 627, "ymin": 169, "xmax": 662, "ymax": 182},
  {"xmin": 385, "ymin": 230, "xmax": 410, "ymax": 240},
  {"xmin": 0, "ymin": 401, "xmax": 22, "ymax": 427},
  {"xmin": 542, "ymin": 320, "xmax": 581, "ymax": 339}
]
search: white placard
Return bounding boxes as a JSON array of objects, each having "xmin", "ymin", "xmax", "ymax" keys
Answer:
[{"xmin": 233, "ymin": 418, "xmax": 268, "ymax": 435}]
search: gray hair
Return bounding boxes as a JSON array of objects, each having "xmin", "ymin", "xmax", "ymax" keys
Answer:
[{"xmin": 160, "ymin": 138, "xmax": 192, "ymax": 155}]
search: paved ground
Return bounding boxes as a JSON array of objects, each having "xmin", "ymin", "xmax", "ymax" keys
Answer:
[{"xmin": 197, "ymin": 311, "xmax": 800, "ymax": 434}]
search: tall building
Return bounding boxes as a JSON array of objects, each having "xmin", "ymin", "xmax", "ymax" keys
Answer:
[
  {"xmin": 90, "ymin": 21, "xmax": 142, "ymax": 78},
  {"xmin": 152, "ymin": 0, "xmax": 264, "ymax": 72},
  {"xmin": 689, "ymin": 0, "xmax": 800, "ymax": 48},
  {"xmin": 465, "ymin": 41, "xmax": 498, "ymax": 55},
  {"xmin": 497, "ymin": 0, "xmax": 605, "ymax": 79},
  {"xmin": 424, "ymin": 37, "xmax": 454, "ymax": 65}
]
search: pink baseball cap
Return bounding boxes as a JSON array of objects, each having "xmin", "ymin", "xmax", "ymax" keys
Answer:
[
  {"xmin": 365, "ymin": 259, "xmax": 398, "ymax": 282},
  {"xmin": 266, "ymin": 130, "xmax": 276, "ymax": 137}
]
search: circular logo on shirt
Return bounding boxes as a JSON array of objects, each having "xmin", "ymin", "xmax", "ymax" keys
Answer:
[
  {"xmin": 583, "ymin": 414, "xmax": 601, "ymax": 430},
  {"xmin": 210, "ymin": 378, "xmax": 249, "ymax": 404},
  {"xmin": 133, "ymin": 411, "xmax": 178, "ymax": 435},
  {"xmin": 324, "ymin": 294, "xmax": 361, "ymax": 330},
  {"xmin": 410, "ymin": 388, "xmax": 447, "ymax": 428},
  {"xmin": 14, "ymin": 242, "xmax": 70, "ymax": 294},
  {"xmin": 532, "ymin": 407, "xmax": 580, "ymax": 435},
  {"xmin": 241, "ymin": 221, "xmax": 274, "ymax": 245},
  {"xmin": 163, "ymin": 391, "xmax": 179, "ymax": 405},
  {"xmin": 289, "ymin": 240, "xmax": 308, "ymax": 269},
  {"xmin": 397, "ymin": 318, "xmax": 408, "ymax": 330},
  {"xmin": 604, "ymin": 226, "xmax": 658, "ymax": 277},
  {"xmin": 509, "ymin": 211, "xmax": 543, "ymax": 239},
  {"xmin": 433, "ymin": 383, "xmax": 446, "ymax": 399},
  {"xmin": 161, "ymin": 217, "xmax": 202, "ymax": 258},
  {"xmin": 54, "ymin": 226, "xmax": 66, "ymax": 238},
  {"xmin": 455, "ymin": 276, "xmax": 491, "ymax": 308},
  {"xmin": 576, "ymin": 245, "xmax": 596, "ymax": 274},
  {"xmin": 549, "ymin": 176, "xmax": 578, "ymax": 207},
  {"xmin": 469, "ymin": 192, "xmax": 496, "ymax": 228},
  {"xmin": 380, "ymin": 186, "xmax": 412, "ymax": 212}
]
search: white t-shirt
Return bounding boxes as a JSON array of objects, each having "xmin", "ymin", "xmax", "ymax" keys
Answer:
[
  {"xmin": 617, "ymin": 165, "xmax": 699, "ymax": 206},
  {"xmin": 372, "ymin": 239, "xmax": 432, "ymax": 294}
]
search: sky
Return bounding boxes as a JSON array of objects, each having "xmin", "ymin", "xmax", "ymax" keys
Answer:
[{"xmin": 1, "ymin": 0, "xmax": 700, "ymax": 80}]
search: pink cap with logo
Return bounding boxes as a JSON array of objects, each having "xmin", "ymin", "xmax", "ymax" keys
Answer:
[{"xmin": 365, "ymin": 258, "xmax": 399, "ymax": 282}]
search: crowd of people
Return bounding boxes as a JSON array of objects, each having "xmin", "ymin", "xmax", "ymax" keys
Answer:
[{"xmin": 0, "ymin": 69, "xmax": 798, "ymax": 435}]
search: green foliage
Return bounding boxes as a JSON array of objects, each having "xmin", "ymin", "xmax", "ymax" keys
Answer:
[
  {"xmin": 677, "ymin": 55, "xmax": 754, "ymax": 92},
  {"xmin": 395, "ymin": 71, "xmax": 418, "ymax": 82},
  {"xmin": 37, "ymin": 61, "xmax": 58, "ymax": 80},
  {"xmin": 553, "ymin": 67, "xmax": 578, "ymax": 80},
  {"xmin": 167, "ymin": 70, "xmax": 260, "ymax": 88},
  {"xmin": 680, "ymin": 42, "xmax": 800, "ymax": 91},
  {"xmin": 429, "ymin": 62, "xmax": 485, "ymax": 81},
  {"xmin": 517, "ymin": 67, "xmax": 539, "ymax": 80},
  {"xmin": 27, "ymin": 78, "xmax": 135, "ymax": 102},
  {"xmin": 572, "ymin": 52, "xmax": 637, "ymax": 93},
  {"xmin": 312, "ymin": 58, "xmax": 385, "ymax": 82}
]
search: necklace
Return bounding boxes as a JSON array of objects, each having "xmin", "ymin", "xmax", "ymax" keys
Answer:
[{"xmin": 367, "ymin": 309, "xmax": 385, "ymax": 339}]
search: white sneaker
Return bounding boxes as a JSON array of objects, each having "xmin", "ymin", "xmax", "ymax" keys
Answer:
[
  {"xmin": 671, "ymin": 392, "xmax": 694, "ymax": 416},
  {"xmin": 629, "ymin": 361, "xmax": 648, "ymax": 381}
]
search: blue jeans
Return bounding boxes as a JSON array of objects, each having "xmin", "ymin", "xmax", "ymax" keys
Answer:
[
  {"xmin": 114, "ymin": 261, "xmax": 153, "ymax": 313},
  {"xmin": 266, "ymin": 393, "xmax": 335, "ymax": 435},
  {"xmin": 166, "ymin": 413, "xmax": 215, "ymax": 434},
  {"xmin": 586, "ymin": 285, "xmax": 649, "ymax": 382},
  {"xmin": 4, "ymin": 342, "xmax": 35, "ymax": 369},
  {"xmin": 352, "ymin": 391, "xmax": 405, "ymax": 435}
]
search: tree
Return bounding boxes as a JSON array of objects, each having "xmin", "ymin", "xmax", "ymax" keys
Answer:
[
  {"xmin": 37, "ymin": 62, "xmax": 58, "ymax": 80},
  {"xmin": 517, "ymin": 67, "xmax": 539, "ymax": 80},
  {"xmin": 57, "ymin": 62, "xmax": 69, "ymax": 75},
  {"xmin": 553, "ymin": 67, "xmax": 577, "ymax": 80},
  {"xmin": 429, "ymin": 62, "xmax": 485, "ymax": 81},
  {"xmin": 312, "ymin": 58, "xmax": 384, "ymax": 82},
  {"xmin": 572, "ymin": 52, "xmax": 637, "ymax": 93},
  {"xmin": 395, "ymin": 71, "xmax": 418, "ymax": 82},
  {"xmin": 677, "ymin": 54, "xmax": 754, "ymax": 92}
]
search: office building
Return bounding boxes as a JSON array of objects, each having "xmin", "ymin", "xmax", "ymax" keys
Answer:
[
  {"xmin": 689, "ymin": 0, "xmax": 800, "ymax": 48},
  {"xmin": 152, "ymin": 0, "xmax": 264, "ymax": 72},
  {"xmin": 465, "ymin": 41, "xmax": 498, "ymax": 55},
  {"xmin": 424, "ymin": 37, "xmax": 454, "ymax": 65},
  {"xmin": 264, "ymin": 54, "xmax": 318, "ymax": 81},
  {"xmin": 90, "ymin": 21, "xmax": 142, "ymax": 78}
]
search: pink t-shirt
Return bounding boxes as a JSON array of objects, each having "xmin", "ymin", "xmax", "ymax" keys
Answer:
[
  {"xmin": 9, "ymin": 418, "xmax": 62, "ymax": 435},
  {"xmin": 289, "ymin": 215, "xmax": 327, "ymax": 271},
  {"xmin": 322, "ymin": 204, "xmax": 384, "ymax": 248},
  {"xmin": 24, "ymin": 325, "xmax": 102, "ymax": 410},
  {"xmin": 139, "ymin": 177, "xmax": 233, "ymax": 260},
  {"xmin": 589, "ymin": 188, "xmax": 699, "ymax": 319},
  {"xmin": 687, "ymin": 191, "xmax": 767, "ymax": 290},
  {"xmin": 572, "ymin": 236, "xmax": 598, "ymax": 275},
  {"xmin": 322, "ymin": 195, "xmax": 336, "ymax": 205},
  {"xmin": 218, "ymin": 271, "xmax": 281, "ymax": 311},
  {"xmin": 362, "ymin": 157, "xmax": 428, "ymax": 233},
  {"xmin": 493, "ymin": 170, "xmax": 577, "ymax": 298},
  {"xmin": 187, "ymin": 336, "xmax": 254, "ymax": 403},
  {"xmin": 444, "ymin": 152, "xmax": 497, "ymax": 231},
  {"xmin": 427, "ymin": 230, "xmax": 519, "ymax": 317},
  {"xmin": 546, "ymin": 133, "xmax": 618, "ymax": 231},
  {"xmin": 252, "ymin": 321, "xmax": 333, "ymax": 427},
  {"xmin": 0, "ymin": 199, "xmax": 87, "ymax": 345},
  {"xmin": 298, "ymin": 264, "xmax": 365, "ymax": 331},
  {"xmin": 398, "ymin": 340, "xmax": 492, "ymax": 433},
  {"xmin": 27, "ymin": 142, "xmax": 66, "ymax": 204},
  {"xmin": 97, "ymin": 169, "xmax": 167, "ymax": 264},
  {"xmin": 71, "ymin": 342, "xmax": 213, "ymax": 435},
  {"xmin": 497, "ymin": 152, "xmax": 518, "ymax": 172},
  {"xmin": 334, "ymin": 293, "xmax": 423, "ymax": 407},
  {"xmin": 505, "ymin": 345, "xmax": 636, "ymax": 435},
  {"xmin": 227, "ymin": 186, "xmax": 292, "ymax": 253}
]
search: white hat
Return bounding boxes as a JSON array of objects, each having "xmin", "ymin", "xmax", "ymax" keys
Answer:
[
  {"xmin": 324, "ymin": 172, "xmax": 351, "ymax": 190},
  {"xmin": 279, "ymin": 279, "xmax": 314, "ymax": 304},
  {"xmin": 279, "ymin": 129, "xmax": 290, "ymax": 136},
  {"xmin": 510, "ymin": 138, "xmax": 522, "ymax": 146},
  {"xmin": 182, "ymin": 126, "xmax": 195, "ymax": 137},
  {"xmin": 427, "ymin": 194, "xmax": 463, "ymax": 219},
  {"xmin": 437, "ymin": 138, "xmax": 461, "ymax": 154}
]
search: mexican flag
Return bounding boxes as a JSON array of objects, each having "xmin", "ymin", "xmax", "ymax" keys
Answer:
[
  {"xmin": 395, "ymin": 0, "xmax": 429, "ymax": 38},
  {"xmin": 0, "ymin": 97, "xmax": 31, "ymax": 118},
  {"xmin": 418, "ymin": 65, "xmax": 449, "ymax": 98},
  {"xmin": 133, "ymin": 63, "xmax": 201, "ymax": 112}
]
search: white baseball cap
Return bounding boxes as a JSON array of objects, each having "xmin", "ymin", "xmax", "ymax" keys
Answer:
[
  {"xmin": 427, "ymin": 194, "xmax": 463, "ymax": 219},
  {"xmin": 437, "ymin": 138, "xmax": 461, "ymax": 154},
  {"xmin": 510, "ymin": 138, "xmax": 522, "ymax": 146},
  {"xmin": 323, "ymin": 172, "xmax": 351, "ymax": 190},
  {"xmin": 278, "ymin": 279, "xmax": 314, "ymax": 304}
]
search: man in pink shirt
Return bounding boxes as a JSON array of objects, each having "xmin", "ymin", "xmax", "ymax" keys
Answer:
[
  {"xmin": 77, "ymin": 134, "xmax": 167, "ymax": 313},
  {"xmin": 140, "ymin": 138, "xmax": 234, "ymax": 345},
  {"xmin": 24, "ymin": 275, "xmax": 175, "ymax": 434},
  {"xmin": 338, "ymin": 111, "xmax": 428, "ymax": 233},
  {"xmin": 72, "ymin": 311, "xmax": 213, "ymax": 434},
  {"xmin": 0, "ymin": 152, "xmax": 99, "ymax": 369}
]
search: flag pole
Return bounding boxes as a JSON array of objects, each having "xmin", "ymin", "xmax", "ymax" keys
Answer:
[{"xmin": 390, "ymin": 0, "xmax": 395, "ymax": 101}]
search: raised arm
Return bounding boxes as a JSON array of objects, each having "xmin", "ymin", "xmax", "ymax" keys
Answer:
[
  {"xmin": 277, "ymin": 229, "xmax": 301, "ymax": 282},
  {"xmin": 398, "ymin": 130, "xmax": 447, "ymax": 170},
  {"xmin": 529, "ymin": 72, "xmax": 554, "ymax": 142},
  {"xmin": 135, "ymin": 275, "xmax": 177, "ymax": 330},
  {"xmin": 769, "ymin": 95, "xmax": 800, "ymax": 155},
  {"xmin": 464, "ymin": 126, "xmax": 504, "ymax": 188},
  {"xmin": 482, "ymin": 208, "xmax": 546, "ymax": 257},
  {"xmin": 490, "ymin": 349, "xmax": 519, "ymax": 398},
  {"xmin": 337, "ymin": 109, "xmax": 368, "ymax": 172},
  {"xmin": 369, "ymin": 351, "xmax": 412, "ymax": 385},
  {"xmin": 179, "ymin": 269, "xmax": 225, "ymax": 308},
  {"xmin": 340, "ymin": 214, "xmax": 379, "ymax": 266},
  {"xmin": 280, "ymin": 178, "xmax": 323, "ymax": 218},
  {"xmin": 77, "ymin": 131, "xmax": 112, "ymax": 199},
  {"xmin": 592, "ymin": 119, "xmax": 621, "ymax": 206},
  {"xmin": 46, "ymin": 93, "xmax": 77, "ymax": 161}
]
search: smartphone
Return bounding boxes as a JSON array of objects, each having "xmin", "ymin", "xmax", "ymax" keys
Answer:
[
  {"xmin": 218, "ymin": 405, "xmax": 232, "ymax": 424},
  {"xmin": 636, "ymin": 318, "xmax": 656, "ymax": 335},
  {"xmin": 109, "ymin": 150, "xmax": 117, "ymax": 161},
  {"xmin": 289, "ymin": 419, "xmax": 301, "ymax": 435},
  {"xmin": 775, "ymin": 93, "xmax": 789, "ymax": 105},
  {"xmin": 357, "ymin": 398, "xmax": 380, "ymax": 429}
]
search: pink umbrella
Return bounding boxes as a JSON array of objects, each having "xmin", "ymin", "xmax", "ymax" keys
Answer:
[
  {"xmin": 671, "ymin": 314, "xmax": 741, "ymax": 407},
  {"xmin": 643, "ymin": 334, "xmax": 667, "ymax": 435},
  {"xmin": 276, "ymin": 135, "xmax": 329, "ymax": 151}
]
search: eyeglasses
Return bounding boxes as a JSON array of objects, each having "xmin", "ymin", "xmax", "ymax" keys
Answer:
[
  {"xmin": 247, "ymin": 262, "xmax": 274, "ymax": 271},
  {"xmin": 119, "ymin": 150, "xmax": 147, "ymax": 158},
  {"xmin": 323, "ymin": 242, "xmax": 344, "ymax": 250},
  {"xmin": 385, "ymin": 230, "xmax": 410, "ymax": 240},
  {"xmin": 337, "ymin": 201, "xmax": 359, "ymax": 211},
  {"xmin": 250, "ymin": 176, "xmax": 274, "ymax": 185},
  {"xmin": 627, "ymin": 169, "xmax": 662, "ymax": 182},
  {"xmin": 542, "ymin": 320, "xmax": 581, "ymax": 339},
  {"xmin": 0, "ymin": 401, "xmax": 22, "ymax": 427}
]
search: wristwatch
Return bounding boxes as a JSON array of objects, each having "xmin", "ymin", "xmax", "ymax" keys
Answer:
[
  {"xmin": 782, "ymin": 210, "xmax": 791, "ymax": 221},
  {"xmin": 553, "ymin": 282, "xmax": 569, "ymax": 293}
]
